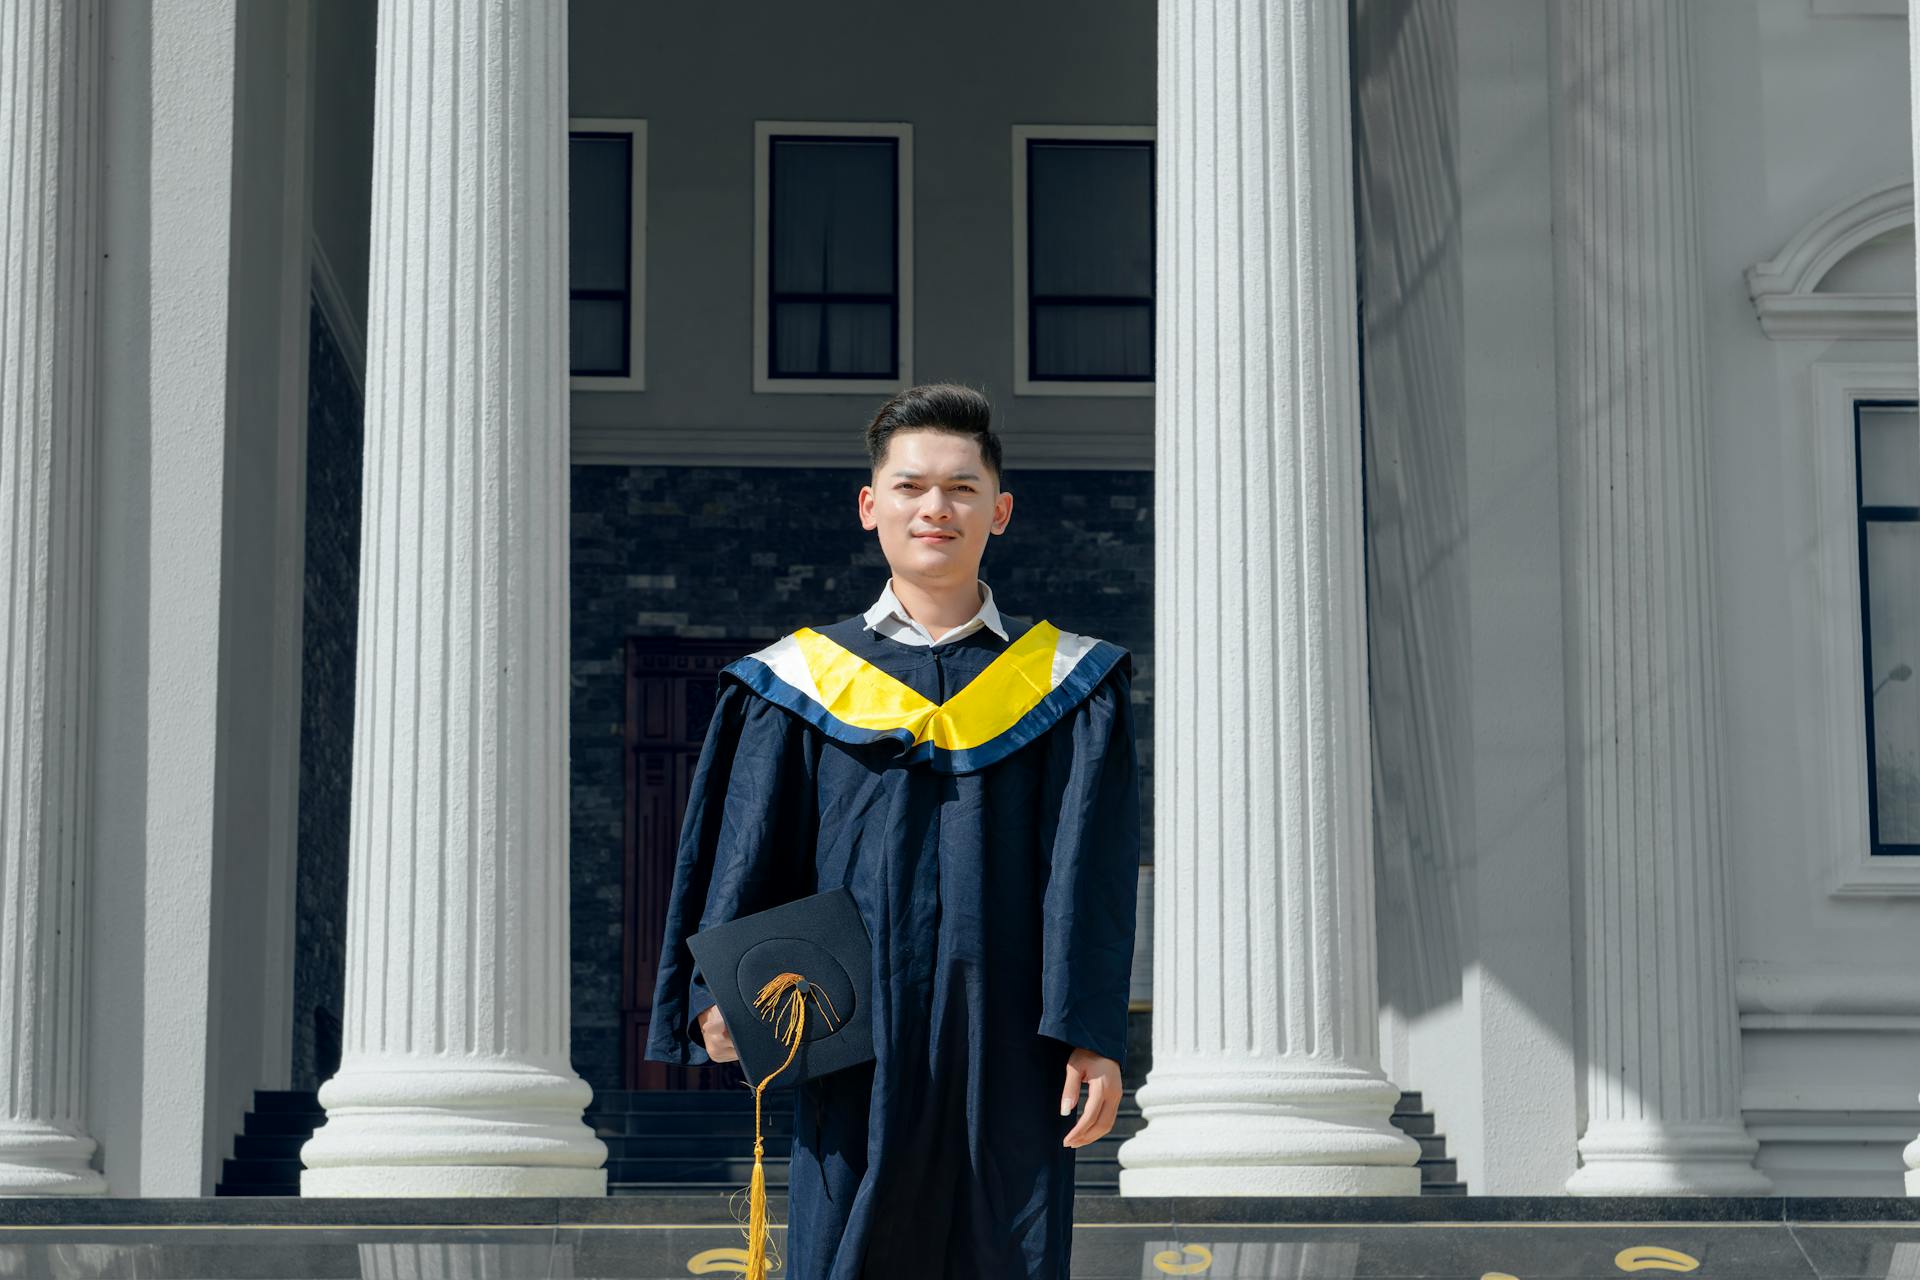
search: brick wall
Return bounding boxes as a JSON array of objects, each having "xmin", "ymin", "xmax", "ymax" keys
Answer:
[
  {"xmin": 567, "ymin": 462, "xmax": 1155, "ymax": 1091},
  {"xmin": 292, "ymin": 297, "xmax": 362, "ymax": 1091},
  {"xmin": 292, "ymin": 415, "xmax": 1155, "ymax": 1094}
]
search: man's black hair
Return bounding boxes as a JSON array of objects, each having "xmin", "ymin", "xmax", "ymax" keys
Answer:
[{"xmin": 864, "ymin": 383, "xmax": 1004, "ymax": 490}]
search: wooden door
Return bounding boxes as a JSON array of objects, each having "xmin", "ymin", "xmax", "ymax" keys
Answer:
[{"xmin": 622, "ymin": 636, "xmax": 745, "ymax": 1090}]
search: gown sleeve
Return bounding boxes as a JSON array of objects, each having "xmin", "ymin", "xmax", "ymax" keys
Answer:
[
  {"xmin": 643, "ymin": 677, "xmax": 817, "ymax": 1068},
  {"xmin": 1035, "ymin": 655, "xmax": 1143, "ymax": 1069}
]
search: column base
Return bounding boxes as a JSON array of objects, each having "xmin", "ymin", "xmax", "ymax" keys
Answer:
[
  {"xmin": 300, "ymin": 1060, "xmax": 608, "ymax": 1198},
  {"xmin": 303, "ymin": 1165, "xmax": 607, "ymax": 1197},
  {"xmin": 1116, "ymin": 1062, "xmax": 1423, "ymax": 1197},
  {"xmin": 1120, "ymin": 1163, "xmax": 1420, "ymax": 1196},
  {"xmin": 1902, "ymin": 1131, "xmax": 1919, "ymax": 1196},
  {"xmin": 1566, "ymin": 1119, "xmax": 1772, "ymax": 1196},
  {"xmin": 0, "ymin": 1122, "xmax": 108, "ymax": 1196}
]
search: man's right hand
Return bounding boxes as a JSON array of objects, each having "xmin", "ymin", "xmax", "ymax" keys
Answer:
[{"xmin": 697, "ymin": 1003, "xmax": 739, "ymax": 1063}]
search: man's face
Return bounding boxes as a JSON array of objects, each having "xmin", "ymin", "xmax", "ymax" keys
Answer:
[{"xmin": 859, "ymin": 429, "xmax": 1013, "ymax": 583}]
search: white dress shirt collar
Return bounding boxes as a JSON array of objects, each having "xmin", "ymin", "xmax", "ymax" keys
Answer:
[{"xmin": 861, "ymin": 576, "xmax": 1008, "ymax": 647}]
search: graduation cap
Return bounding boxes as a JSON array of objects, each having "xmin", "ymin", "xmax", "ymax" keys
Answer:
[
  {"xmin": 686, "ymin": 884, "xmax": 874, "ymax": 1087},
  {"xmin": 685, "ymin": 886, "xmax": 874, "ymax": 1280}
]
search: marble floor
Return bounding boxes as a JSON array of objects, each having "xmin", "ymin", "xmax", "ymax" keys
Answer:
[{"xmin": 0, "ymin": 1196, "xmax": 1915, "ymax": 1278}]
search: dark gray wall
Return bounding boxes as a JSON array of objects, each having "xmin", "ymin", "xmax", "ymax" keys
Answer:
[
  {"xmin": 292, "ymin": 297, "xmax": 362, "ymax": 1091},
  {"xmin": 566, "ymin": 0, "xmax": 1156, "ymax": 443},
  {"xmin": 566, "ymin": 462, "xmax": 1155, "ymax": 1091}
]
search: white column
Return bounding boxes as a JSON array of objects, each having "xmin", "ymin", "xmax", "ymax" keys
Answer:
[
  {"xmin": 299, "ymin": 0, "xmax": 605, "ymax": 1197},
  {"xmin": 0, "ymin": 0, "xmax": 107, "ymax": 1197},
  {"xmin": 1117, "ymin": 0, "xmax": 1421, "ymax": 1196},
  {"xmin": 1552, "ymin": 0, "xmax": 1769, "ymax": 1196},
  {"xmin": 1906, "ymin": 0, "xmax": 1920, "ymax": 1201}
]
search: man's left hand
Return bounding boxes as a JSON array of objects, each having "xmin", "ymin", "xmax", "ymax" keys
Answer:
[{"xmin": 1059, "ymin": 1047, "xmax": 1121, "ymax": 1148}]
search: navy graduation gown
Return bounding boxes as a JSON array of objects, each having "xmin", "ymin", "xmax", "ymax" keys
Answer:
[{"xmin": 643, "ymin": 610, "xmax": 1142, "ymax": 1280}]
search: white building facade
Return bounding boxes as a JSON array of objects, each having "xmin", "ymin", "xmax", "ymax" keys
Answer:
[{"xmin": 0, "ymin": 0, "xmax": 1917, "ymax": 1200}]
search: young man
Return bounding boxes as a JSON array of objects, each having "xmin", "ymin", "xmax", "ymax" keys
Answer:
[{"xmin": 645, "ymin": 383, "xmax": 1141, "ymax": 1280}]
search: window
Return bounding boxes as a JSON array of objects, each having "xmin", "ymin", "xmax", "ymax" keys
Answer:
[
  {"xmin": 568, "ymin": 118, "xmax": 647, "ymax": 391},
  {"xmin": 754, "ymin": 121, "xmax": 913, "ymax": 394},
  {"xmin": 1013, "ymin": 125, "xmax": 1155, "ymax": 396},
  {"xmin": 1857, "ymin": 399, "xmax": 1920, "ymax": 855}
]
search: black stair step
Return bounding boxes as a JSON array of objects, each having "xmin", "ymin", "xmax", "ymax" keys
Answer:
[
  {"xmin": 599, "ymin": 1121, "xmax": 1143, "ymax": 1160},
  {"xmin": 609, "ymin": 1158, "xmax": 793, "ymax": 1184},
  {"xmin": 214, "ymin": 1184, "xmax": 302, "ymax": 1197},
  {"xmin": 608, "ymin": 1183, "xmax": 791, "ymax": 1198},
  {"xmin": 607, "ymin": 1149, "xmax": 1126, "ymax": 1183},
  {"xmin": 222, "ymin": 1157, "xmax": 303, "ymax": 1184},
  {"xmin": 1388, "ymin": 1111, "xmax": 1434, "ymax": 1136},
  {"xmin": 1418, "ymin": 1158, "xmax": 1457, "ymax": 1184},
  {"xmin": 235, "ymin": 1134, "xmax": 308, "ymax": 1160},
  {"xmin": 252, "ymin": 1090, "xmax": 322, "ymax": 1114},
  {"xmin": 244, "ymin": 1111, "xmax": 327, "ymax": 1136},
  {"xmin": 591, "ymin": 1092, "xmax": 1146, "ymax": 1115},
  {"xmin": 1412, "ymin": 1132, "xmax": 1447, "ymax": 1159},
  {"xmin": 597, "ymin": 1113, "xmax": 801, "ymax": 1138},
  {"xmin": 1397, "ymin": 1091, "xmax": 1423, "ymax": 1112},
  {"xmin": 1423, "ymin": 1181, "xmax": 1468, "ymax": 1196},
  {"xmin": 588, "ymin": 1091, "xmax": 798, "ymax": 1110},
  {"xmin": 604, "ymin": 1135, "xmax": 795, "ymax": 1159}
]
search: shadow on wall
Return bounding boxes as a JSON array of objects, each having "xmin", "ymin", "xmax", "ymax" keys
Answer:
[{"xmin": 1354, "ymin": 0, "xmax": 1475, "ymax": 1026}]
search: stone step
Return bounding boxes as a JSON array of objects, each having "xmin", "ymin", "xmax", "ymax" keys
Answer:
[
  {"xmin": 1388, "ymin": 1110, "xmax": 1434, "ymax": 1136},
  {"xmin": 251, "ymin": 1090, "xmax": 322, "ymax": 1114},
  {"xmin": 605, "ymin": 1152, "xmax": 1126, "ymax": 1184},
  {"xmin": 243, "ymin": 1111, "xmax": 327, "ymax": 1137},
  {"xmin": 235, "ymin": 1133, "xmax": 308, "ymax": 1160},
  {"xmin": 221, "ymin": 1157, "xmax": 302, "ymax": 1186},
  {"xmin": 220, "ymin": 1089, "xmax": 1470, "ymax": 1197},
  {"xmin": 213, "ymin": 1183, "xmax": 302, "ymax": 1197},
  {"xmin": 590, "ymin": 1112, "xmax": 800, "ymax": 1138},
  {"xmin": 596, "ymin": 1128, "xmax": 1137, "ymax": 1162}
]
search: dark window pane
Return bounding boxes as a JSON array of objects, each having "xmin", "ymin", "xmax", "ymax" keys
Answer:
[
  {"xmin": 1859, "ymin": 404, "xmax": 1919, "ymax": 507},
  {"xmin": 770, "ymin": 300, "xmax": 893, "ymax": 378},
  {"xmin": 770, "ymin": 137, "xmax": 896, "ymax": 297},
  {"xmin": 1867, "ymin": 518, "xmax": 1920, "ymax": 845},
  {"xmin": 570, "ymin": 134, "xmax": 631, "ymax": 294},
  {"xmin": 571, "ymin": 297, "xmax": 626, "ymax": 377},
  {"xmin": 1033, "ymin": 301, "xmax": 1152, "ymax": 380},
  {"xmin": 1029, "ymin": 141, "xmax": 1153, "ymax": 298}
]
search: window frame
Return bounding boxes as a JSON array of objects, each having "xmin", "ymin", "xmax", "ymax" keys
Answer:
[
  {"xmin": 567, "ymin": 117, "xmax": 648, "ymax": 392},
  {"xmin": 753, "ymin": 120, "xmax": 914, "ymax": 395},
  {"xmin": 1854, "ymin": 396, "xmax": 1920, "ymax": 857},
  {"xmin": 1011, "ymin": 124, "xmax": 1156, "ymax": 398},
  {"xmin": 1811, "ymin": 363, "xmax": 1920, "ymax": 895}
]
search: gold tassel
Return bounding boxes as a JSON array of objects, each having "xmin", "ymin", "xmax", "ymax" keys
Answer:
[{"xmin": 739, "ymin": 971, "xmax": 842, "ymax": 1280}]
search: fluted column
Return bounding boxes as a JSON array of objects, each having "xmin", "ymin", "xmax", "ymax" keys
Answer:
[
  {"xmin": 1117, "ymin": 0, "xmax": 1421, "ymax": 1196},
  {"xmin": 1552, "ymin": 1, "xmax": 1769, "ymax": 1196},
  {"xmin": 0, "ymin": 0, "xmax": 107, "ymax": 1197},
  {"xmin": 1906, "ymin": 0, "xmax": 1920, "ymax": 1201},
  {"xmin": 299, "ymin": 0, "xmax": 605, "ymax": 1196}
]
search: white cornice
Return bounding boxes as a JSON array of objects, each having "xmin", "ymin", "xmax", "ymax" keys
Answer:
[
  {"xmin": 1737, "ymin": 963, "xmax": 1920, "ymax": 1020},
  {"xmin": 1746, "ymin": 179, "xmax": 1915, "ymax": 340}
]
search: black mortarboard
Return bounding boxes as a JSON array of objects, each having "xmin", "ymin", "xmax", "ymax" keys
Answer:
[{"xmin": 686, "ymin": 885, "xmax": 875, "ymax": 1088}]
